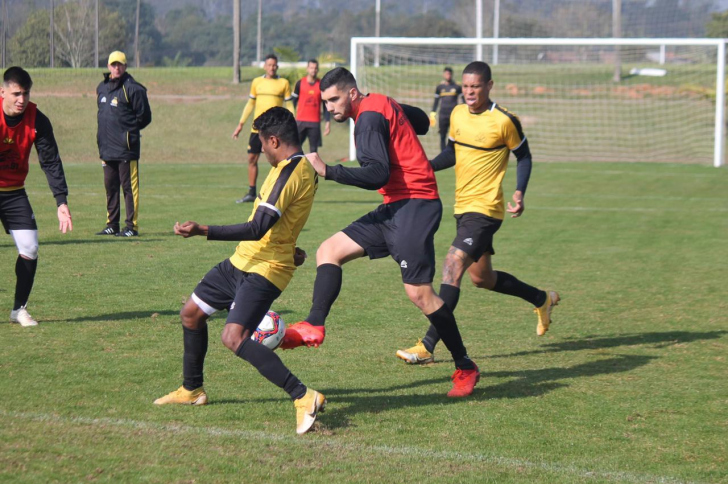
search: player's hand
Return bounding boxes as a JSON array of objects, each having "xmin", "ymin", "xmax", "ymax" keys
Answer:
[
  {"xmin": 324, "ymin": 121, "xmax": 331, "ymax": 136},
  {"xmin": 57, "ymin": 204, "xmax": 73, "ymax": 233},
  {"xmin": 294, "ymin": 247, "xmax": 307, "ymax": 267},
  {"xmin": 232, "ymin": 125, "xmax": 243, "ymax": 140},
  {"xmin": 429, "ymin": 112, "xmax": 437, "ymax": 127},
  {"xmin": 174, "ymin": 221, "xmax": 206, "ymax": 238},
  {"xmin": 305, "ymin": 152, "xmax": 327, "ymax": 177},
  {"xmin": 507, "ymin": 191, "xmax": 525, "ymax": 218}
]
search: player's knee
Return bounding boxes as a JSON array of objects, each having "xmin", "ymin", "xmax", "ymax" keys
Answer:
[
  {"xmin": 220, "ymin": 325, "xmax": 244, "ymax": 352},
  {"xmin": 470, "ymin": 272, "xmax": 496, "ymax": 290},
  {"xmin": 180, "ymin": 305, "xmax": 204, "ymax": 329},
  {"xmin": 13, "ymin": 231, "xmax": 39, "ymax": 260}
]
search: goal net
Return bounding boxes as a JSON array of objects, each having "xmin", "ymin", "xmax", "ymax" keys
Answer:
[{"xmin": 350, "ymin": 38, "xmax": 726, "ymax": 166}]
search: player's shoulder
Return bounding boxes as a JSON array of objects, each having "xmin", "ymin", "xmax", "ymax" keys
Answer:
[
  {"xmin": 451, "ymin": 104, "xmax": 469, "ymax": 116},
  {"xmin": 493, "ymin": 103, "xmax": 521, "ymax": 123}
]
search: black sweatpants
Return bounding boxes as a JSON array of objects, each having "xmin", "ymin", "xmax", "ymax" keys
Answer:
[{"xmin": 103, "ymin": 160, "xmax": 139, "ymax": 231}]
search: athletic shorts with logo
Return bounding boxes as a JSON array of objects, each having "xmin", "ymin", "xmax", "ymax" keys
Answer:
[
  {"xmin": 451, "ymin": 212, "xmax": 502, "ymax": 260},
  {"xmin": 247, "ymin": 132, "xmax": 263, "ymax": 155},
  {"xmin": 192, "ymin": 258, "xmax": 282, "ymax": 330},
  {"xmin": 296, "ymin": 121, "xmax": 322, "ymax": 152},
  {"xmin": 0, "ymin": 189, "xmax": 37, "ymax": 234},
  {"xmin": 342, "ymin": 198, "xmax": 441, "ymax": 284}
]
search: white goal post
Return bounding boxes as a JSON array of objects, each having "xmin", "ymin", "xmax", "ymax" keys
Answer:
[{"xmin": 350, "ymin": 37, "xmax": 726, "ymax": 167}]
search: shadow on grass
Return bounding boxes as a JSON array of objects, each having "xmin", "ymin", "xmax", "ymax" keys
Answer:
[
  {"xmin": 36, "ymin": 238, "xmax": 163, "ymax": 246},
  {"xmin": 56, "ymin": 310, "xmax": 180, "ymax": 323},
  {"xmin": 488, "ymin": 331, "xmax": 728, "ymax": 359}
]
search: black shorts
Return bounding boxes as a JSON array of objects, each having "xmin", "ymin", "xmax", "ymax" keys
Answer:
[
  {"xmin": 297, "ymin": 121, "xmax": 322, "ymax": 152},
  {"xmin": 191, "ymin": 259, "xmax": 282, "ymax": 330},
  {"xmin": 247, "ymin": 132, "xmax": 263, "ymax": 155},
  {"xmin": 451, "ymin": 212, "xmax": 502, "ymax": 261},
  {"xmin": 343, "ymin": 198, "xmax": 442, "ymax": 284},
  {"xmin": 0, "ymin": 189, "xmax": 37, "ymax": 234}
]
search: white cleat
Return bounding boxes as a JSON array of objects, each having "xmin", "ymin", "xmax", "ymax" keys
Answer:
[{"xmin": 10, "ymin": 308, "xmax": 38, "ymax": 327}]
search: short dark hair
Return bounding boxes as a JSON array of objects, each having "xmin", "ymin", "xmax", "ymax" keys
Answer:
[
  {"xmin": 253, "ymin": 107, "xmax": 300, "ymax": 147},
  {"xmin": 307, "ymin": 59, "xmax": 319, "ymax": 66},
  {"xmin": 320, "ymin": 67, "xmax": 357, "ymax": 92},
  {"xmin": 444, "ymin": 67, "xmax": 453, "ymax": 74},
  {"xmin": 3, "ymin": 66, "xmax": 33, "ymax": 90},
  {"xmin": 264, "ymin": 53, "xmax": 278, "ymax": 62},
  {"xmin": 463, "ymin": 61, "xmax": 492, "ymax": 83}
]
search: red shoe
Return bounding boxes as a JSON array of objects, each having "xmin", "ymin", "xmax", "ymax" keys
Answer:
[
  {"xmin": 447, "ymin": 364, "xmax": 480, "ymax": 398},
  {"xmin": 280, "ymin": 322, "xmax": 325, "ymax": 349}
]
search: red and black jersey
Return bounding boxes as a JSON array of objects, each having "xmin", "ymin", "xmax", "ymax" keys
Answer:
[
  {"xmin": 293, "ymin": 78, "xmax": 326, "ymax": 123},
  {"xmin": 0, "ymin": 101, "xmax": 37, "ymax": 190},
  {"xmin": 325, "ymin": 93, "xmax": 438, "ymax": 204}
]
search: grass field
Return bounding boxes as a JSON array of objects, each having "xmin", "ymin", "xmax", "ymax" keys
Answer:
[{"xmin": 1, "ymin": 68, "xmax": 727, "ymax": 483}]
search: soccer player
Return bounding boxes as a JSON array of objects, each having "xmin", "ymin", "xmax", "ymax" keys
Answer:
[
  {"xmin": 292, "ymin": 59, "xmax": 330, "ymax": 153},
  {"xmin": 282, "ymin": 67, "xmax": 480, "ymax": 398},
  {"xmin": 1, "ymin": 67, "xmax": 72, "ymax": 327},
  {"xmin": 155, "ymin": 107, "xmax": 325, "ymax": 435},
  {"xmin": 232, "ymin": 53, "xmax": 295, "ymax": 203},
  {"xmin": 430, "ymin": 67, "xmax": 462, "ymax": 152},
  {"xmin": 397, "ymin": 61, "xmax": 560, "ymax": 366}
]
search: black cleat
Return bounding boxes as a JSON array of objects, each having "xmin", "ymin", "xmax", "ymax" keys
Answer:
[
  {"xmin": 115, "ymin": 229, "xmax": 139, "ymax": 237},
  {"xmin": 96, "ymin": 227, "xmax": 119, "ymax": 236}
]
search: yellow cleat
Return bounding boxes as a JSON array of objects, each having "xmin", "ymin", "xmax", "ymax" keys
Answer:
[
  {"xmin": 294, "ymin": 389, "xmax": 326, "ymax": 435},
  {"xmin": 396, "ymin": 339, "xmax": 434, "ymax": 364},
  {"xmin": 153, "ymin": 386, "xmax": 208, "ymax": 406},
  {"xmin": 535, "ymin": 291, "xmax": 560, "ymax": 336}
]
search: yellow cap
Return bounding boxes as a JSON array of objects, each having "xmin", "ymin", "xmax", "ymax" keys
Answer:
[{"xmin": 108, "ymin": 51, "xmax": 127, "ymax": 66}]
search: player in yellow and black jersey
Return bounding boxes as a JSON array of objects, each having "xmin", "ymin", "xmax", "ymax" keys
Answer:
[
  {"xmin": 397, "ymin": 61, "xmax": 560, "ymax": 365},
  {"xmin": 232, "ymin": 53, "xmax": 295, "ymax": 204},
  {"xmin": 155, "ymin": 107, "xmax": 325, "ymax": 435}
]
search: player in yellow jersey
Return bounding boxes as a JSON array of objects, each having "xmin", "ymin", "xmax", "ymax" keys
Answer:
[
  {"xmin": 397, "ymin": 61, "xmax": 560, "ymax": 365},
  {"xmin": 156, "ymin": 107, "xmax": 325, "ymax": 435},
  {"xmin": 232, "ymin": 53, "xmax": 295, "ymax": 203}
]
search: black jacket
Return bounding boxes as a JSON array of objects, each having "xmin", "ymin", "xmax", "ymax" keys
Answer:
[{"xmin": 96, "ymin": 72, "xmax": 152, "ymax": 161}]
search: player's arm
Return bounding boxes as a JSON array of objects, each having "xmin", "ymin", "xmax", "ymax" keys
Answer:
[
  {"xmin": 34, "ymin": 111, "xmax": 72, "ymax": 233},
  {"xmin": 129, "ymin": 82, "xmax": 152, "ymax": 130},
  {"xmin": 503, "ymin": 114, "xmax": 531, "ymax": 217},
  {"xmin": 430, "ymin": 140, "xmax": 456, "ymax": 171},
  {"xmin": 233, "ymin": 97, "xmax": 255, "ymax": 139},
  {"xmin": 284, "ymin": 81, "xmax": 295, "ymax": 115},
  {"xmin": 430, "ymin": 85, "xmax": 441, "ymax": 126},
  {"xmin": 292, "ymin": 80, "xmax": 301, "ymax": 109},
  {"xmin": 400, "ymin": 103, "xmax": 429, "ymax": 136},
  {"xmin": 312, "ymin": 112, "xmax": 390, "ymax": 189}
]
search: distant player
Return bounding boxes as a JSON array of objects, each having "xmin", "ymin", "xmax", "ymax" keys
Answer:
[
  {"xmin": 281, "ymin": 67, "xmax": 480, "ymax": 398},
  {"xmin": 429, "ymin": 67, "xmax": 462, "ymax": 152},
  {"xmin": 1, "ymin": 67, "xmax": 73, "ymax": 327},
  {"xmin": 155, "ymin": 107, "xmax": 325, "ymax": 435},
  {"xmin": 292, "ymin": 59, "xmax": 330, "ymax": 153},
  {"xmin": 232, "ymin": 53, "xmax": 295, "ymax": 203},
  {"xmin": 397, "ymin": 61, "xmax": 559, "ymax": 365}
]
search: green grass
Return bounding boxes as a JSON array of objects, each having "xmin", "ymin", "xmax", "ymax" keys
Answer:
[{"xmin": 1, "ymin": 68, "xmax": 727, "ymax": 483}]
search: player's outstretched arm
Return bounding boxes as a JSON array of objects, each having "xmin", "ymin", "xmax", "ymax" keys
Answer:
[
  {"xmin": 506, "ymin": 190, "xmax": 525, "ymax": 218},
  {"xmin": 57, "ymin": 204, "xmax": 72, "ymax": 233},
  {"xmin": 174, "ymin": 221, "xmax": 208, "ymax": 238}
]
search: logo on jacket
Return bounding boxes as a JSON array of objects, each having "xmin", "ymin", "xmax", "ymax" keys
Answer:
[
  {"xmin": 110, "ymin": 97, "xmax": 118, "ymax": 107},
  {"xmin": 3, "ymin": 137, "xmax": 14, "ymax": 144},
  {"xmin": 100, "ymin": 96, "xmax": 107, "ymax": 103},
  {"xmin": 400, "ymin": 260, "xmax": 408, "ymax": 269}
]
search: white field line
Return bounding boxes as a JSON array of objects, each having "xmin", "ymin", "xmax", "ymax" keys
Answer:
[{"xmin": 1, "ymin": 409, "xmax": 700, "ymax": 484}]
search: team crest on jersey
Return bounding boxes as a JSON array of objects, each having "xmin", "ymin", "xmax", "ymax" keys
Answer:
[
  {"xmin": 3, "ymin": 137, "xmax": 14, "ymax": 144},
  {"xmin": 110, "ymin": 97, "xmax": 118, "ymax": 107}
]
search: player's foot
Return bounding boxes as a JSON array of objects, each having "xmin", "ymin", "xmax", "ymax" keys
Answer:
[
  {"xmin": 95, "ymin": 226, "xmax": 118, "ymax": 235},
  {"xmin": 396, "ymin": 339, "xmax": 434, "ymax": 364},
  {"xmin": 10, "ymin": 308, "xmax": 38, "ymax": 327},
  {"xmin": 535, "ymin": 291, "xmax": 560, "ymax": 336},
  {"xmin": 294, "ymin": 389, "xmax": 326, "ymax": 435},
  {"xmin": 280, "ymin": 322, "xmax": 325, "ymax": 349},
  {"xmin": 153, "ymin": 386, "xmax": 208, "ymax": 405},
  {"xmin": 447, "ymin": 365, "xmax": 480, "ymax": 398},
  {"xmin": 236, "ymin": 193, "xmax": 256, "ymax": 203},
  {"xmin": 115, "ymin": 228, "xmax": 139, "ymax": 237}
]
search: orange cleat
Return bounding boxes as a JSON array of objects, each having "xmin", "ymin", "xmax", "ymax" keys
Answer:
[
  {"xmin": 280, "ymin": 321, "xmax": 325, "ymax": 349},
  {"xmin": 447, "ymin": 365, "xmax": 480, "ymax": 398}
]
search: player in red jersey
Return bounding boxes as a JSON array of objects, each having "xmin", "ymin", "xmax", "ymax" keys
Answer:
[
  {"xmin": 292, "ymin": 59, "xmax": 330, "ymax": 153},
  {"xmin": 0, "ymin": 67, "xmax": 72, "ymax": 327},
  {"xmin": 283, "ymin": 67, "xmax": 479, "ymax": 398}
]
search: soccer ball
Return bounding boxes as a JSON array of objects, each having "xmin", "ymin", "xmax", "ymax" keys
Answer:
[{"xmin": 252, "ymin": 311, "xmax": 286, "ymax": 350}]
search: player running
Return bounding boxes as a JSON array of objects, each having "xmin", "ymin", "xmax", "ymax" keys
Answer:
[
  {"xmin": 155, "ymin": 108, "xmax": 325, "ymax": 435},
  {"xmin": 1, "ymin": 67, "xmax": 73, "ymax": 327},
  {"xmin": 282, "ymin": 67, "xmax": 480, "ymax": 398},
  {"xmin": 429, "ymin": 67, "xmax": 462, "ymax": 152},
  {"xmin": 397, "ymin": 61, "xmax": 560, "ymax": 365},
  {"xmin": 232, "ymin": 53, "xmax": 295, "ymax": 203}
]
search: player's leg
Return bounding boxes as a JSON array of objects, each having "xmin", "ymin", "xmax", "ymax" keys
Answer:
[
  {"xmin": 297, "ymin": 122, "xmax": 309, "ymax": 150},
  {"xmin": 222, "ymin": 273, "xmax": 325, "ymax": 434},
  {"xmin": 98, "ymin": 160, "xmax": 121, "ymax": 234},
  {"xmin": 2, "ymin": 190, "xmax": 39, "ymax": 327},
  {"xmin": 469, "ymin": 254, "xmax": 559, "ymax": 336},
  {"xmin": 307, "ymin": 126, "xmax": 322, "ymax": 153},
  {"xmin": 439, "ymin": 118, "xmax": 450, "ymax": 152},
  {"xmin": 116, "ymin": 160, "xmax": 139, "ymax": 236},
  {"xmin": 154, "ymin": 260, "xmax": 238, "ymax": 405},
  {"xmin": 237, "ymin": 133, "xmax": 262, "ymax": 203}
]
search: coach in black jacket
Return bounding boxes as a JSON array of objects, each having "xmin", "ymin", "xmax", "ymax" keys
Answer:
[{"xmin": 96, "ymin": 50, "xmax": 152, "ymax": 237}]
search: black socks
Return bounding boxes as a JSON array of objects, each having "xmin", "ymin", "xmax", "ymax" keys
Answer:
[
  {"xmin": 306, "ymin": 263, "xmax": 342, "ymax": 326},
  {"xmin": 493, "ymin": 271, "xmax": 546, "ymax": 307},
  {"xmin": 422, "ymin": 284, "xmax": 460, "ymax": 352},
  {"xmin": 425, "ymin": 304, "xmax": 474, "ymax": 370},
  {"xmin": 183, "ymin": 325, "xmax": 208, "ymax": 391},
  {"xmin": 13, "ymin": 256, "xmax": 37, "ymax": 311},
  {"xmin": 235, "ymin": 339, "xmax": 306, "ymax": 400}
]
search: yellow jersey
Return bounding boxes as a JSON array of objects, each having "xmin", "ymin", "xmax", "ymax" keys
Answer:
[
  {"xmin": 449, "ymin": 102, "xmax": 525, "ymax": 220},
  {"xmin": 239, "ymin": 76, "xmax": 295, "ymax": 133},
  {"xmin": 229, "ymin": 154, "xmax": 318, "ymax": 290}
]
